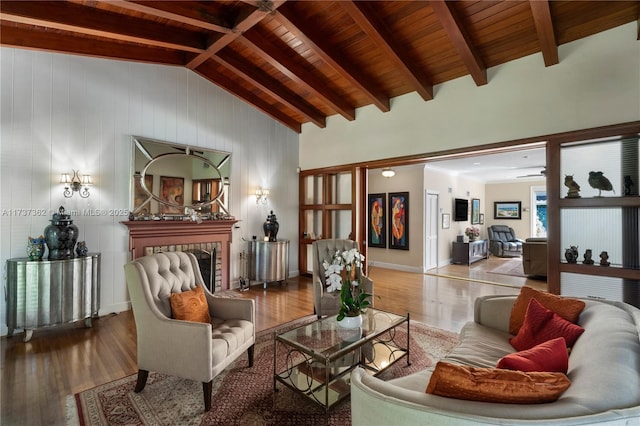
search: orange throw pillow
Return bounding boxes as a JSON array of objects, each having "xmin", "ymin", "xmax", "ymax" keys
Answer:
[
  {"xmin": 509, "ymin": 286, "xmax": 585, "ymax": 335},
  {"xmin": 170, "ymin": 285, "xmax": 211, "ymax": 323},
  {"xmin": 510, "ymin": 299, "xmax": 584, "ymax": 351},
  {"xmin": 426, "ymin": 361, "xmax": 571, "ymax": 404},
  {"xmin": 497, "ymin": 337, "xmax": 568, "ymax": 373}
]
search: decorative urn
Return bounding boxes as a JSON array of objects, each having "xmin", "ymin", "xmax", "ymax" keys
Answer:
[
  {"xmin": 263, "ymin": 210, "xmax": 279, "ymax": 242},
  {"xmin": 44, "ymin": 206, "xmax": 79, "ymax": 260}
]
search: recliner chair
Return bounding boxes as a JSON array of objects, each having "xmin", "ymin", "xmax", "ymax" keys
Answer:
[
  {"xmin": 312, "ymin": 239, "xmax": 374, "ymax": 319},
  {"xmin": 487, "ymin": 225, "xmax": 524, "ymax": 257}
]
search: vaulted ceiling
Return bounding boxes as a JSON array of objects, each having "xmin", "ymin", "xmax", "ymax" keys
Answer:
[{"xmin": 1, "ymin": 1, "xmax": 638, "ymax": 133}]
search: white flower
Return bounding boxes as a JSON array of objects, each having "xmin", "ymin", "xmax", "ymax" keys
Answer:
[{"xmin": 325, "ymin": 273, "xmax": 342, "ymax": 292}]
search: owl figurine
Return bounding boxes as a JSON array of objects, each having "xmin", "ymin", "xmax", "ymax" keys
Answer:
[
  {"xmin": 564, "ymin": 175, "xmax": 581, "ymax": 198},
  {"xmin": 588, "ymin": 171, "xmax": 615, "ymax": 197}
]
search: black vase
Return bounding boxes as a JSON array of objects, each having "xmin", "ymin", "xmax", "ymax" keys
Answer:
[
  {"xmin": 44, "ymin": 206, "xmax": 79, "ymax": 260},
  {"xmin": 263, "ymin": 211, "xmax": 279, "ymax": 242}
]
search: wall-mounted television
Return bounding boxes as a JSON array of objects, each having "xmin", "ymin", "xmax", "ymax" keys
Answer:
[{"xmin": 454, "ymin": 198, "xmax": 469, "ymax": 221}]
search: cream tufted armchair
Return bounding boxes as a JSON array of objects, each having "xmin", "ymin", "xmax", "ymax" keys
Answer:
[
  {"xmin": 124, "ymin": 251, "xmax": 255, "ymax": 412},
  {"xmin": 312, "ymin": 239, "xmax": 374, "ymax": 319}
]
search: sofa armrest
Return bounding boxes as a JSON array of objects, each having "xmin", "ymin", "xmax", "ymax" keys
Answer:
[
  {"xmin": 207, "ymin": 296, "xmax": 254, "ymax": 323},
  {"xmin": 473, "ymin": 295, "xmax": 516, "ymax": 333}
]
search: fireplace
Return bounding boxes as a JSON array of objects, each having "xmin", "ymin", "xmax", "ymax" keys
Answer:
[{"xmin": 122, "ymin": 220, "xmax": 237, "ymax": 290}]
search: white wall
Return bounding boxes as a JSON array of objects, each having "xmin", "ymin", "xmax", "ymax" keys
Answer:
[
  {"xmin": 299, "ymin": 23, "xmax": 640, "ymax": 169},
  {"xmin": 485, "ymin": 180, "xmax": 546, "ymax": 239},
  {"xmin": 0, "ymin": 48, "xmax": 299, "ymax": 334}
]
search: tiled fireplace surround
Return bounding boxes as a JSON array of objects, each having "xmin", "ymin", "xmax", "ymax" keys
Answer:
[{"xmin": 123, "ymin": 220, "xmax": 237, "ymax": 290}]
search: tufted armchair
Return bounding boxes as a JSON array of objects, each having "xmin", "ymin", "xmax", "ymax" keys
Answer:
[
  {"xmin": 124, "ymin": 251, "xmax": 255, "ymax": 412},
  {"xmin": 487, "ymin": 225, "xmax": 524, "ymax": 257},
  {"xmin": 312, "ymin": 239, "xmax": 374, "ymax": 319}
]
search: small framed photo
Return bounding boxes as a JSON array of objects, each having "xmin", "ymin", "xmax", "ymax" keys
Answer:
[
  {"xmin": 479, "ymin": 213, "xmax": 485, "ymax": 225},
  {"xmin": 494, "ymin": 201, "xmax": 521, "ymax": 220},
  {"xmin": 442, "ymin": 213, "xmax": 450, "ymax": 229}
]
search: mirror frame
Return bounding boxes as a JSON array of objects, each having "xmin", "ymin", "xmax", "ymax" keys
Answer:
[{"xmin": 131, "ymin": 136, "xmax": 231, "ymax": 216}]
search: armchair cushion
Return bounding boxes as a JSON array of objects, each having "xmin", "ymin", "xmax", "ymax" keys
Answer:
[{"xmin": 170, "ymin": 285, "xmax": 211, "ymax": 323}]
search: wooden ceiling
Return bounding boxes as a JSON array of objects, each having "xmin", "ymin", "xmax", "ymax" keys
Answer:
[{"xmin": 1, "ymin": 1, "xmax": 638, "ymax": 133}]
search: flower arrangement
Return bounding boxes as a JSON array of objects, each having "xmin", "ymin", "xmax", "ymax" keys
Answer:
[
  {"xmin": 465, "ymin": 226, "xmax": 480, "ymax": 239},
  {"xmin": 323, "ymin": 248, "xmax": 372, "ymax": 321}
]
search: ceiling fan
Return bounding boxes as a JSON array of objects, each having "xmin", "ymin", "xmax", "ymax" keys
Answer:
[{"xmin": 516, "ymin": 166, "xmax": 547, "ymax": 178}]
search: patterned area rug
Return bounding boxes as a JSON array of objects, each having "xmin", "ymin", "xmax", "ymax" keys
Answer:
[
  {"xmin": 487, "ymin": 258, "xmax": 527, "ymax": 278},
  {"xmin": 69, "ymin": 315, "xmax": 458, "ymax": 426}
]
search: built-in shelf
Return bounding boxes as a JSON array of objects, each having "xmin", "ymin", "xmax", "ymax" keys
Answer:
[
  {"xmin": 560, "ymin": 263, "xmax": 640, "ymax": 280},
  {"xmin": 559, "ymin": 196, "xmax": 640, "ymax": 208}
]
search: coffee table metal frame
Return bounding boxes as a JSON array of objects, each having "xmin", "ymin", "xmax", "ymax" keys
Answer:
[{"xmin": 273, "ymin": 308, "xmax": 410, "ymax": 412}]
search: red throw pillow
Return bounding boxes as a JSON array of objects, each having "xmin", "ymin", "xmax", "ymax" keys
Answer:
[
  {"xmin": 497, "ymin": 337, "xmax": 568, "ymax": 373},
  {"xmin": 509, "ymin": 286, "xmax": 585, "ymax": 335},
  {"xmin": 510, "ymin": 299, "xmax": 584, "ymax": 351},
  {"xmin": 426, "ymin": 362, "xmax": 571, "ymax": 404},
  {"xmin": 170, "ymin": 285, "xmax": 211, "ymax": 324}
]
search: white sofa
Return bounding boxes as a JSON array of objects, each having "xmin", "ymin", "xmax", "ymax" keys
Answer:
[{"xmin": 351, "ymin": 295, "xmax": 640, "ymax": 425}]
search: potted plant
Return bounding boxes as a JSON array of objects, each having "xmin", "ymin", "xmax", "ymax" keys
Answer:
[{"xmin": 323, "ymin": 248, "xmax": 372, "ymax": 325}]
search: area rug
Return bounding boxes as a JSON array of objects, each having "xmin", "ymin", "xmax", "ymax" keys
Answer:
[
  {"xmin": 487, "ymin": 258, "xmax": 527, "ymax": 278},
  {"xmin": 69, "ymin": 315, "xmax": 459, "ymax": 426}
]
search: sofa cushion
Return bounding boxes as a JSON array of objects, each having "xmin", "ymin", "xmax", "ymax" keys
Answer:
[
  {"xmin": 426, "ymin": 361, "xmax": 571, "ymax": 404},
  {"xmin": 170, "ymin": 285, "xmax": 211, "ymax": 323},
  {"xmin": 509, "ymin": 286, "xmax": 585, "ymax": 335},
  {"xmin": 497, "ymin": 337, "xmax": 568, "ymax": 373},
  {"xmin": 510, "ymin": 299, "xmax": 584, "ymax": 351}
]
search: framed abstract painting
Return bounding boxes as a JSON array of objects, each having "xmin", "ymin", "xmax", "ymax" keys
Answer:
[
  {"xmin": 368, "ymin": 193, "xmax": 386, "ymax": 248},
  {"xmin": 388, "ymin": 192, "xmax": 409, "ymax": 250}
]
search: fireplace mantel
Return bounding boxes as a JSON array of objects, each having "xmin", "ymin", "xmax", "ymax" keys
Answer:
[{"xmin": 122, "ymin": 220, "xmax": 237, "ymax": 289}]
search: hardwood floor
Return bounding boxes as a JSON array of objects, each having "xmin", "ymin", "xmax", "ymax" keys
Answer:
[{"xmin": 1, "ymin": 260, "xmax": 545, "ymax": 426}]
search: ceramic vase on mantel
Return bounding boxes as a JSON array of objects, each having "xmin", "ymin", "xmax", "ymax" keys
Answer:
[{"xmin": 337, "ymin": 314, "xmax": 363, "ymax": 329}]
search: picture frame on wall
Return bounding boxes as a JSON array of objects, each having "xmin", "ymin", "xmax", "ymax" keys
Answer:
[
  {"xmin": 479, "ymin": 213, "xmax": 485, "ymax": 225},
  {"xmin": 494, "ymin": 201, "xmax": 522, "ymax": 220},
  {"xmin": 442, "ymin": 213, "xmax": 450, "ymax": 229},
  {"xmin": 160, "ymin": 176, "xmax": 185, "ymax": 214},
  {"xmin": 471, "ymin": 198, "xmax": 480, "ymax": 224},
  {"xmin": 388, "ymin": 192, "xmax": 409, "ymax": 250},
  {"xmin": 368, "ymin": 193, "xmax": 386, "ymax": 248}
]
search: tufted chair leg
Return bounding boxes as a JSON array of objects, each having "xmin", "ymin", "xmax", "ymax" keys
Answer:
[
  {"xmin": 248, "ymin": 345, "xmax": 255, "ymax": 367},
  {"xmin": 134, "ymin": 369, "xmax": 149, "ymax": 393},
  {"xmin": 203, "ymin": 380, "xmax": 213, "ymax": 411}
]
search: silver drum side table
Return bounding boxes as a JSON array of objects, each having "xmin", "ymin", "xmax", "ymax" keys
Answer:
[
  {"xmin": 5, "ymin": 253, "xmax": 100, "ymax": 342},
  {"xmin": 247, "ymin": 240, "xmax": 289, "ymax": 288}
]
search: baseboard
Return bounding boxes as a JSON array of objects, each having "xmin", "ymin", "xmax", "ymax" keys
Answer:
[{"xmin": 369, "ymin": 261, "xmax": 423, "ymax": 274}]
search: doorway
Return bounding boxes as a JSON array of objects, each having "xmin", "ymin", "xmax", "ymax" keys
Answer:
[
  {"xmin": 424, "ymin": 190, "xmax": 439, "ymax": 271},
  {"xmin": 530, "ymin": 186, "xmax": 547, "ymax": 237}
]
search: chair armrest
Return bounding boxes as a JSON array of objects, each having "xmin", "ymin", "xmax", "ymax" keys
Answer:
[{"xmin": 207, "ymin": 296, "xmax": 255, "ymax": 323}]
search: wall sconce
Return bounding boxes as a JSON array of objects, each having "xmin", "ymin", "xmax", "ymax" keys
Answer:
[
  {"xmin": 255, "ymin": 187, "xmax": 269, "ymax": 204},
  {"xmin": 381, "ymin": 168, "xmax": 396, "ymax": 178},
  {"xmin": 61, "ymin": 170, "xmax": 92, "ymax": 198}
]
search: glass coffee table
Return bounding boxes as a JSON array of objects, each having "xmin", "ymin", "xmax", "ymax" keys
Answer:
[{"xmin": 273, "ymin": 308, "xmax": 409, "ymax": 411}]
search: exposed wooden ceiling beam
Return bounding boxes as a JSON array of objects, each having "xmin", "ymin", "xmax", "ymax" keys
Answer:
[
  {"xmin": 275, "ymin": 6, "xmax": 390, "ymax": 112},
  {"xmin": 430, "ymin": 0, "xmax": 487, "ymax": 86},
  {"xmin": 0, "ymin": 1, "xmax": 206, "ymax": 54},
  {"xmin": 0, "ymin": 23, "xmax": 186, "ymax": 65},
  {"xmin": 186, "ymin": 0, "xmax": 286, "ymax": 70},
  {"xmin": 104, "ymin": 0, "xmax": 233, "ymax": 34},
  {"xmin": 529, "ymin": 0, "xmax": 558, "ymax": 67},
  {"xmin": 213, "ymin": 51, "xmax": 326, "ymax": 128},
  {"xmin": 240, "ymin": 32, "xmax": 356, "ymax": 121},
  {"xmin": 341, "ymin": 1, "xmax": 433, "ymax": 101},
  {"xmin": 196, "ymin": 63, "xmax": 301, "ymax": 133}
]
